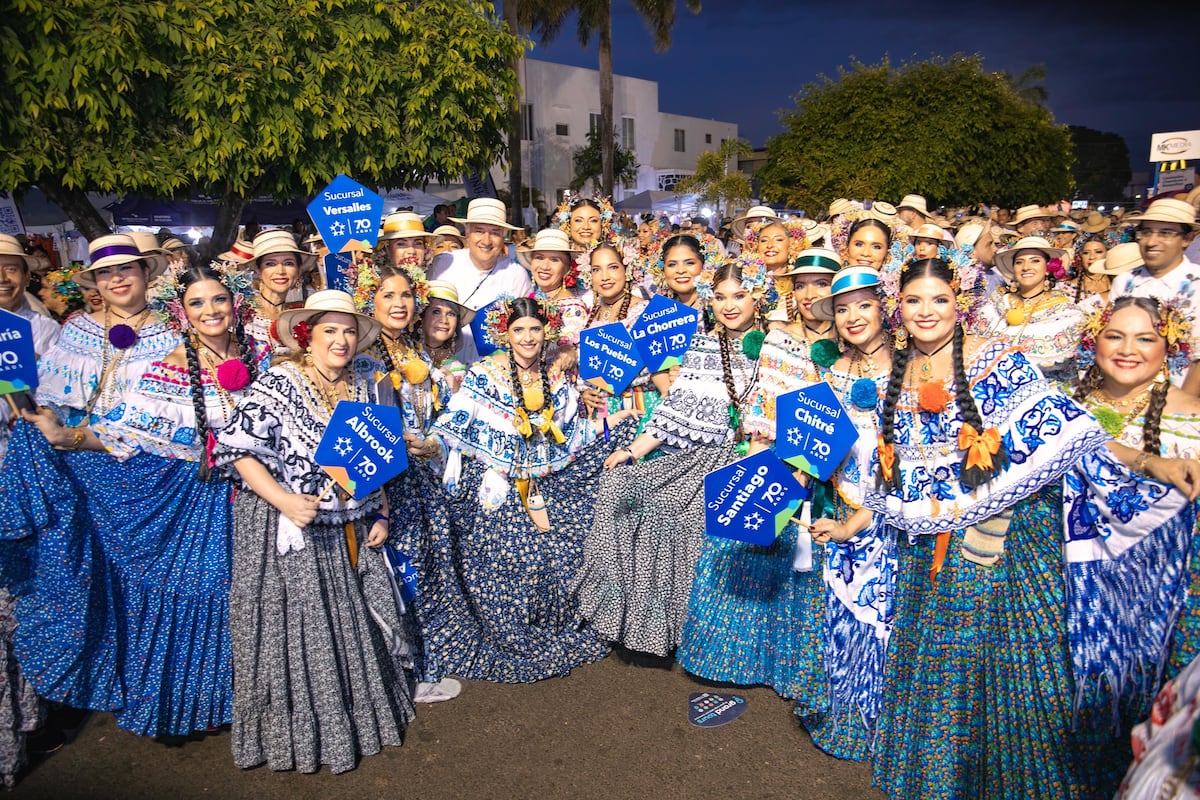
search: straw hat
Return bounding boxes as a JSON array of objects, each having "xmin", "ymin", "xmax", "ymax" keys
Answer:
[
  {"xmin": 0, "ymin": 235, "xmax": 38, "ymax": 271},
  {"xmin": 993, "ymin": 236, "xmax": 1069, "ymax": 282},
  {"xmin": 127, "ymin": 231, "xmax": 171, "ymax": 258},
  {"xmin": 1128, "ymin": 198, "xmax": 1200, "ymax": 231},
  {"xmin": 75, "ymin": 233, "xmax": 169, "ymax": 289},
  {"xmin": 868, "ymin": 201, "xmax": 898, "ymax": 225},
  {"xmin": 805, "ymin": 223, "xmax": 830, "ymax": 246},
  {"xmin": 897, "ymin": 194, "xmax": 929, "ymax": 217},
  {"xmin": 1080, "ymin": 211, "xmax": 1110, "ymax": 234},
  {"xmin": 276, "ymin": 290, "xmax": 381, "ymax": 354},
  {"xmin": 911, "ymin": 223, "xmax": 949, "ymax": 243},
  {"xmin": 425, "ymin": 279, "xmax": 475, "ymax": 326},
  {"xmin": 431, "ymin": 224, "xmax": 465, "ymax": 244},
  {"xmin": 783, "ymin": 247, "xmax": 843, "ymax": 276},
  {"xmin": 516, "ymin": 228, "xmax": 582, "ymax": 269},
  {"xmin": 217, "ymin": 238, "xmax": 255, "ymax": 264},
  {"xmin": 1051, "ymin": 220, "xmax": 1081, "ymax": 234},
  {"xmin": 252, "ymin": 229, "xmax": 319, "ymax": 270},
  {"xmin": 449, "ymin": 198, "xmax": 519, "ymax": 231},
  {"xmin": 955, "ymin": 223, "xmax": 986, "ymax": 249},
  {"xmin": 730, "ymin": 205, "xmax": 786, "ymax": 239},
  {"xmin": 1087, "ymin": 242, "xmax": 1143, "ymax": 276},
  {"xmin": 378, "ymin": 211, "xmax": 434, "ymax": 242},
  {"xmin": 811, "ymin": 267, "xmax": 881, "ymax": 321},
  {"xmin": 1011, "ymin": 205, "xmax": 1052, "ymax": 227},
  {"xmin": 827, "ymin": 198, "xmax": 855, "ymax": 218}
]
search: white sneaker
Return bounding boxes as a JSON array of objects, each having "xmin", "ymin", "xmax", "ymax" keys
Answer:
[{"xmin": 413, "ymin": 678, "xmax": 462, "ymax": 703}]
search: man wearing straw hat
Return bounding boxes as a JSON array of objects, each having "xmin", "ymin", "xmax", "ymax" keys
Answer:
[
  {"xmin": 0, "ymin": 234, "xmax": 60, "ymax": 359},
  {"xmin": 1011, "ymin": 205, "xmax": 1053, "ymax": 237},
  {"xmin": 430, "ymin": 198, "xmax": 531, "ymax": 364},
  {"xmin": 896, "ymin": 194, "xmax": 931, "ymax": 228},
  {"xmin": 1110, "ymin": 197, "xmax": 1200, "ymax": 392}
]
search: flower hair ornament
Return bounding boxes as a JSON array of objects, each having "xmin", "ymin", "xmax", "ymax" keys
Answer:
[
  {"xmin": 879, "ymin": 240, "xmax": 987, "ymax": 337},
  {"xmin": 1078, "ymin": 299, "xmax": 1192, "ymax": 377},
  {"xmin": 482, "ymin": 295, "xmax": 565, "ymax": 351},
  {"xmin": 695, "ymin": 251, "xmax": 778, "ymax": 359},
  {"xmin": 741, "ymin": 217, "xmax": 810, "ymax": 264},
  {"xmin": 575, "ymin": 238, "xmax": 645, "ymax": 293},
  {"xmin": 647, "ymin": 231, "xmax": 726, "ymax": 291},
  {"xmin": 554, "ymin": 192, "xmax": 618, "ymax": 249},
  {"xmin": 43, "ymin": 266, "xmax": 84, "ymax": 305},
  {"xmin": 344, "ymin": 251, "xmax": 430, "ymax": 316},
  {"xmin": 148, "ymin": 259, "xmax": 257, "ymax": 335}
]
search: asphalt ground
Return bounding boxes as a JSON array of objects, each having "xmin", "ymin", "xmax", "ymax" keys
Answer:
[{"xmin": 11, "ymin": 651, "xmax": 881, "ymax": 800}]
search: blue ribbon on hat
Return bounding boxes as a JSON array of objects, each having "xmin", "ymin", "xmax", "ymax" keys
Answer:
[{"xmin": 830, "ymin": 268, "xmax": 881, "ymax": 297}]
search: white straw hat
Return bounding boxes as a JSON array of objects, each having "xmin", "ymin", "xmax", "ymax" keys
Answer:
[
  {"xmin": 253, "ymin": 229, "xmax": 319, "ymax": 270},
  {"xmin": 1128, "ymin": 198, "xmax": 1200, "ymax": 231},
  {"xmin": 1088, "ymin": 242, "xmax": 1143, "ymax": 276},
  {"xmin": 516, "ymin": 228, "xmax": 582, "ymax": 269},
  {"xmin": 449, "ymin": 198, "xmax": 520, "ymax": 231},
  {"xmin": 276, "ymin": 289, "xmax": 381, "ymax": 354},
  {"xmin": 379, "ymin": 211, "xmax": 434, "ymax": 242},
  {"xmin": 75, "ymin": 233, "xmax": 169, "ymax": 289},
  {"xmin": 730, "ymin": 205, "xmax": 785, "ymax": 239},
  {"xmin": 993, "ymin": 236, "xmax": 1068, "ymax": 282},
  {"xmin": 425, "ymin": 279, "xmax": 475, "ymax": 326},
  {"xmin": 0, "ymin": 235, "xmax": 38, "ymax": 271},
  {"xmin": 897, "ymin": 194, "xmax": 929, "ymax": 217}
]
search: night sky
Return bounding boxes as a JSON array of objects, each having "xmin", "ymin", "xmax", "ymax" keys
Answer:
[{"xmin": 522, "ymin": 0, "xmax": 1200, "ymax": 174}]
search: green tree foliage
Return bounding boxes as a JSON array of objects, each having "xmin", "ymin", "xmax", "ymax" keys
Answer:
[
  {"xmin": 570, "ymin": 128, "xmax": 638, "ymax": 192},
  {"xmin": 1068, "ymin": 126, "xmax": 1132, "ymax": 201},
  {"xmin": 675, "ymin": 137, "xmax": 752, "ymax": 218},
  {"xmin": 758, "ymin": 56, "xmax": 1074, "ymax": 213},
  {"xmin": 1, "ymin": 0, "xmax": 525, "ymax": 249},
  {"xmin": 521, "ymin": 0, "xmax": 699, "ymax": 196}
]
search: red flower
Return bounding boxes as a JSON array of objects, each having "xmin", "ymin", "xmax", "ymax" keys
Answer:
[{"xmin": 292, "ymin": 320, "xmax": 312, "ymax": 349}]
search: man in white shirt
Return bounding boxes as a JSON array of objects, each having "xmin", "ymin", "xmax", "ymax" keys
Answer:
[
  {"xmin": 429, "ymin": 198, "xmax": 531, "ymax": 364},
  {"xmin": 1109, "ymin": 197, "xmax": 1200, "ymax": 393}
]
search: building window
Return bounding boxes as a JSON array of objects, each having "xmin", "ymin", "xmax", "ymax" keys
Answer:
[
  {"xmin": 674, "ymin": 129, "xmax": 686, "ymax": 152},
  {"xmin": 589, "ymin": 113, "xmax": 602, "ymax": 135},
  {"xmin": 521, "ymin": 104, "xmax": 533, "ymax": 141},
  {"xmin": 621, "ymin": 116, "xmax": 635, "ymax": 150},
  {"xmin": 657, "ymin": 172, "xmax": 690, "ymax": 191},
  {"xmin": 705, "ymin": 133, "xmax": 712, "ymax": 144},
  {"xmin": 555, "ymin": 123, "xmax": 569, "ymax": 137}
]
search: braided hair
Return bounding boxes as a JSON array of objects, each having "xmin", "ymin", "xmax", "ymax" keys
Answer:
[
  {"xmin": 712, "ymin": 261, "xmax": 752, "ymax": 442},
  {"xmin": 1073, "ymin": 236, "xmax": 1108, "ymax": 303},
  {"xmin": 1074, "ymin": 295, "xmax": 1170, "ymax": 454},
  {"xmin": 876, "ymin": 258, "xmax": 1008, "ymax": 491},
  {"xmin": 661, "ymin": 234, "xmax": 711, "ymax": 329},
  {"xmin": 505, "ymin": 297, "xmax": 553, "ymax": 420},
  {"xmin": 374, "ymin": 265, "xmax": 418, "ymax": 372},
  {"xmin": 586, "ymin": 244, "xmax": 633, "ymax": 325},
  {"xmin": 178, "ymin": 265, "xmax": 256, "ymax": 481},
  {"xmin": 847, "ymin": 218, "xmax": 893, "ymax": 251}
]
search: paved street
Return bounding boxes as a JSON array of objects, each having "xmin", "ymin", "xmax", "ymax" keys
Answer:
[{"xmin": 13, "ymin": 653, "xmax": 880, "ymax": 800}]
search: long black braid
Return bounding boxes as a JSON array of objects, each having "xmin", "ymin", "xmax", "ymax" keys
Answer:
[
  {"xmin": 952, "ymin": 323, "xmax": 1008, "ymax": 488},
  {"xmin": 586, "ymin": 244, "xmax": 633, "ymax": 325},
  {"xmin": 506, "ymin": 297, "xmax": 553, "ymax": 418},
  {"xmin": 177, "ymin": 264, "xmax": 249, "ymax": 482},
  {"xmin": 712, "ymin": 261, "xmax": 753, "ymax": 442},
  {"xmin": 876, "ymin": 336, "xmax": 911, "ymax": 492}
]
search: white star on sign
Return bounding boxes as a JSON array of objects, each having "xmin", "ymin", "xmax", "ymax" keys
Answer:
[
  {"xmin": 786, "ymin": 427, "xmax": 805, "ymax": 447},
  {"xmin": 587, "ymin": 355, "xmax": 602, "ymax": 371},
  {"xmin": 649, "ymin": 340, "xmax": 663, "ymax": 355},
  {"xmin": 745, "ymin": 511, "xmax": 765, "ymax": 531},
  {"xmin": 334, "ymin": 436, "xmax": 353, "ymax": 457},
  {"xmin": 329, "ymin": 220, "xmax": 346, "ymax": 237}
]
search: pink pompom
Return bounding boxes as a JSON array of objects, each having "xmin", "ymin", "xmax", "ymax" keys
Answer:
[{"xmin": 216, "ymin": 359, "xmax": 251, "ymax": 392}]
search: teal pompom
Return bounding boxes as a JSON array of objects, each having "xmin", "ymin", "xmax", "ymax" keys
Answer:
[
  {"xmin": 810, "ymin": 338, "xmax": 841, "ymax": 368},
  {"xmin": 741, "ymin": 330, "xmax": 766, "ymax": 360}
]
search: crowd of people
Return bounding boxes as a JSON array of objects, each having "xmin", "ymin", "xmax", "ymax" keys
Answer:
[{"xmin": 1, "ymin": 185, "xmax": 1200, "ymax": 798}]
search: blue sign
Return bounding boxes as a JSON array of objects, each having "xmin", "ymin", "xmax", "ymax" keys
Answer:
[
  {"xmin": 314, "ymin": 402, "xmax": 408, "ymax": 498},
  {"xmin": 382, "ymin": 547, "xmax": 418, "ymax": 604},
  {"xmin": 469, "ymin": 299, "xmax": 503, "ymax": 358},
  {"xmin": 0, "ymin": 309, "xmax": 37, "ymax": 395},
  {"xmin": 579, "ymin": 323, "xmax": 643, "ymax": 395},
  {"xmin": 307, "ymin": 175, "xmax": 385, "ymax": 255},
  {"xmin": 688, "ymin": 692, "xmax": 747, "ymax": 728},
  {"xmin": 630, "ymin": 294, "xmax": 700, "ymax": 373},
  {"xmin": 774, "ymin": 382, "xmax": 858, "ymax": 481},
  {"xmin": 324, "ymin": 252, "xmax": 352, "ymax": 293},
  {"xmin": 703, "ymin": 450, "xmax": 807, "ymax": 546}
]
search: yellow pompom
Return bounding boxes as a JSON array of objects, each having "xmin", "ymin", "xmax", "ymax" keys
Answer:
[
  {"xmin": 522, "ymin": 383, "xmax": 545, "ymax": 413},
  {"xmin": 400, "ymin": 358, "xmax": 430, "ymax": 385},
  {"xmin": 1005, "ymin": 308, "xmax": 1027, "ymax": 326}
]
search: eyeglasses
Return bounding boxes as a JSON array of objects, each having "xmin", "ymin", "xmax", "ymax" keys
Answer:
[{"xmin": 1135, "ymin": 228, "xmax": 1183, "ymax": 241}]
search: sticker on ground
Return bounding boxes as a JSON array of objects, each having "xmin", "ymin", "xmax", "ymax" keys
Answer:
[{"xmin": 687, "ymin": 692, "xmax": 746, "ymax": 727}]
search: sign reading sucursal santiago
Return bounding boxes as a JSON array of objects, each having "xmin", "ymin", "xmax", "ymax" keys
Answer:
[{"xmin": 307, "ymin": 175, "xmax": 385, "ymax": 255}]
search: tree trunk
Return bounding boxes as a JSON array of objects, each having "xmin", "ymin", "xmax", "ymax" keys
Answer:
[
  {"xmin": 207, "ymin": 192, "xmax": 249, "ymax": 262},
  {"xmin": 38, "ymin": 179, "xmax": 110, "ymax": 241},
  {"xmin": 503, "ymin": 0, "xmax": 525, "ymax": 228},
  {"xmin": 598, "ymin": 0, "xmax": 614, "ymax": 198}
]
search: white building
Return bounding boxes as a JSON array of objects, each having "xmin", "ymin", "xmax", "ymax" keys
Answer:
[{"xmin": 494, "ymin": 58, "xmax": 738, "ymax": 212}]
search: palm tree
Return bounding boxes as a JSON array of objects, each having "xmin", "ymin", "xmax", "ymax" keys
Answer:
[
  {"xmin": 523, "ymin": 0, "xmax": 701, "ymax": 197},
  {"xmin": 999, "ymin": 64, "xmax": 1049, "ymax": 107}
]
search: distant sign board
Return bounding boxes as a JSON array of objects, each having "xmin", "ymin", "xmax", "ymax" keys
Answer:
[
  {"xmin": 1150, "ymin": 131, "xmax": 1200, "ymax": 162},
  {"xmin": 1157, "ymin": 169, "xmax": 1195, "ymax": 196}
]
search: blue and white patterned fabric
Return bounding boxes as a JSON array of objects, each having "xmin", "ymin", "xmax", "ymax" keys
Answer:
[
  {"xmin": 862, "ymin": 341, "xmax": 1109, "ymax": 538},
  {"xmin": 433, "ymin": 353, "xmax": 594, "ymax": 482}
]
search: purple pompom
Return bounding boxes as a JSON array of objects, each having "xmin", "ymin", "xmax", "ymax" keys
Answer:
[{"xmin": 108, "ymin": 324, "xmax": 138, "ymax": 349}]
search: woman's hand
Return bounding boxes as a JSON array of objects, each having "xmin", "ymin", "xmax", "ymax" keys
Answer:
[
  {"xmin": 276, "ymin": 492, "xmax": 319, "ymax": 528},
  {"xmin": 580, "ymin": 387, "xmax": 607, "ymax": 413},
  {"xmin": 21, "ymin": 407, "xmax": 70, "ymax": 446},
  {"xmin": 404, "ymin": 432, "xmax": 440, "ymax": 460},
  {"xmin": 809, "ymin": 518, "xmax": 854, "ymax": 544},
  {"xmin": 366, "ymin": 519, "xmax": 388, "ymax": 548},
  {"xmin": 1146, "ymin": 455, "xmax": 1200, "ymax": 501},
  {"xmin": 603, "ymin": 448, "xmax": 634, "ymax": 471}
]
